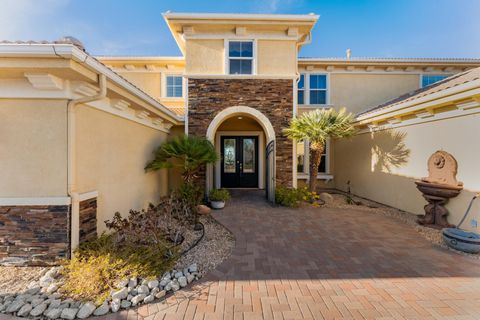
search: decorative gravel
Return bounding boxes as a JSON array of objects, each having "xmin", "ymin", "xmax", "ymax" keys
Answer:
[
  {"xmin": 175, "ymin": 215, "xmax": 235, "ymax": 275},
  {"xmin": 0, "ymin": 267, "xmax": 48, "ymax": 295},
  {"xmin": 324, "ymin": 192, "xmax": 479, "ymax": 259}
]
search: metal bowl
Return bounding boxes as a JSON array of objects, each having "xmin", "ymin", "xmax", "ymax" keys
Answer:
[{"xmin": 442, "ymin": 228, "xmax": 480, "ymax": 254}]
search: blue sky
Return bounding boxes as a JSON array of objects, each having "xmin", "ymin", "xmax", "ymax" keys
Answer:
[{"xmin": 0, "ymin": 0, "xmax": 479, "ymax": 58}]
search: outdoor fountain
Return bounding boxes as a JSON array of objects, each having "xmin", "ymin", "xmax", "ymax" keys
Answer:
[{"xmin": 415, "ymin": 150, "xmax": 463, "ymax": 228}]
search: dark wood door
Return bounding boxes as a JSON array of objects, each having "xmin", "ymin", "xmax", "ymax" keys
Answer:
[{"xmin": 221, "ymin": 136, "xmax": 259, "ymax": 188}]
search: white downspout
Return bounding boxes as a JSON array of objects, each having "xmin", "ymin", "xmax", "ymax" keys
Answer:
[
  {"xmin": 292, "ymin": 32, "xmax": 312, "ymax": 188},
  {"xmin": 68, "ymin": 73, "xmax": 107, "ymax": 254}
]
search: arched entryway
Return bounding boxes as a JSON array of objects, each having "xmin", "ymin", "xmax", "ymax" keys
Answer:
[{"xmin": 206, "ymin": 106, "xmax": 276, "ymax": 201}]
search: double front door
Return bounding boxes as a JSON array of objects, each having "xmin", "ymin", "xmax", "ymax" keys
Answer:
[{"xmin": 221, "ymin": 136, "xmax": 259, "ymax": 188}]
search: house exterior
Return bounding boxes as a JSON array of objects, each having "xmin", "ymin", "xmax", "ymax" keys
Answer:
[{"xmin": 1, "ymin": 12, "xmax": 480, "ymax": 265}]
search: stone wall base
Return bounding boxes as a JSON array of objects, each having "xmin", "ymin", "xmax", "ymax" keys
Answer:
[
  {"xmin": 0, "ymin": 205, "xmax": 70, "ymax": 266},
  {"xmin": 79, "ymin": 198, "xmax": 97, "ymax": 243}
]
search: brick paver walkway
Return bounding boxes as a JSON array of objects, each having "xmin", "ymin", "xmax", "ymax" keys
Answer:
[{"xmin": 105, "ymin": 191, "xmax": 480, "ymax": 319}]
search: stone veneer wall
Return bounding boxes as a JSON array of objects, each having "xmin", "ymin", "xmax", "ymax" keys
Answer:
[
  {"xmin": 79, "ymin": 198, "xmax": 97, "ymax": 243},
  {"xmin": 0, "ymin": 205, "xmax": 70, "ymax": 265},
  {"xmin": 188, "ymin": 78, "xmax": 293, "ymax": 187}
]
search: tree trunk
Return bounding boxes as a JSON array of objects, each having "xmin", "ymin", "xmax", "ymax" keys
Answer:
[{"xmin": 308, "ymin": 143, "xmax": 324, "ymax": 192}]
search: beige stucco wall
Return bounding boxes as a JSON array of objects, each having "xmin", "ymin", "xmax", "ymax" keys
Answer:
[
  {"xmin": 0, "ymin": 99, "xmax": 67, "ymax": 197},
  {"xmin": 330, "ymin": 74, "xmax": 420, "ymax": 114},
  {"xmin": 117, "ymin": 72, "xmax": 161, "ymax": 100},
  {"xmin": 75, "ymin": 105, "xmax": 169, "ymax": 233},
  {"xmin": 185, "ymin": 39, "xmax": 224, "ymax": 75},
  {"xmin": 334, "ymin": 113, "xmax": 480, "ymax": 231},
  {"xmin": 257, "ymin": 40, "xmax": 297, "ymax": 76}
]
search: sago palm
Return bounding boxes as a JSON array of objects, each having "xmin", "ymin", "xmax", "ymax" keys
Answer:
[
  {"xmin": 284, "ymin": 108, "xmax": 356, "ymax": 192},
  {"xmin": 145, "ymin": 135, "xmax": 218, "ymax": 184}
]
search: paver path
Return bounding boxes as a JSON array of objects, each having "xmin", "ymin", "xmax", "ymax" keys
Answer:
[{"xmin": 93, "ymin": 191, "xmax": 480, "ymax": 319}]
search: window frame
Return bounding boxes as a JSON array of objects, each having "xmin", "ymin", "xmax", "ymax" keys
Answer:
[
  {"xmin": 162, "ymin": 73, "xmax": 184, "ymax": 99},
  {"xmin": 296, "ymin": 139, "xmax": 331, "ymax": 178},
  {"xmin": 420, "ymin": 74, "xmax": 451, "ymax": 88},
  {"xmin": 297, "ymin": 72, "xmax": 330, "ymax": 106},
  {"xmin": 225, "ymin": 39, "xmax": 256, "ymax": 75}
]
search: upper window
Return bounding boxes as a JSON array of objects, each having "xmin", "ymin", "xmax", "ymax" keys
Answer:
[
  {"xmin": 297, "ymin": 74, "xmax": 328, "ymax": 105},
  {"xmin": 166, "ymin": 75, "xmax": 183, "ymax": 98},
  {"xmin": 228, "ymin": 41, "xmax": 253, "ymax": 75},
  {"xmin": 309, "ymin": 74, "xmax": 327, "ymax": 104},
  {"xmin": 297, "ymin": 75, "xmax": 305, "ymax": 105},
  {"xmin": 421, "ymin": 75, "xmax": 449, "ymax": 88}
]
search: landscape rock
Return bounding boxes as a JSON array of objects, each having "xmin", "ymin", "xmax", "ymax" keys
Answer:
[
  {"xmin": 319, "ymin": 192, "xmax": 334, "ymax": 204},
  {"xmin": 120, "ymin": 300, "xmax": 131, "ymax": 309},
  {"xmin": 154, "ymin": 290, "xmax": 166, "ymax": 299},
  {"xmin": 111, "ymin": 287, "xmax": 128, "ymax": 300},
  {"xmin": 128, "ymin": 278, "xmax": 138, "ymax": 288},
  {"xmin": 60, "ymin": 307, "xmax": 78, "ymax": 320},
  {"xmin": 31, "ymin": 297, "xmax": 45, "ymax": 307},
  {"xmin": 39, "ymin": 276, "xmax": 55, "ymax": 288},
  {"xmin": 110, "ymin": 300, "xmax": 120, "ymax": 313},
  {"xmin": 174, "ymin": 272, "xmax": 183, "ymax": 279},
  {"xmin": 46, "ymin": 283, "xmax": 59, "ymax": 294},
  {"xmin": 45, "ymin": 308, "xmax": 62, "ymax": 319},
  {"xmin": 159, "ymin": 279, "xmax": 169, "ymax": 287},
  {"xmin": 93, "ymin": 302, "xmax": 109, "ymax": 316},
  {"xmin": 17, "ymin": 303, "xmax": 33, "ymax": 317},
  {"xmin": 25, "ymin": 286, "xmax": 41, "ymax": 295},
  {"xmin": 131, "ymin": 294, "xmax": 146, "ymax": 306},
  {"xmin": 6, "ymin": 299, "xmax": 25, "ymax": 313},
  {"xmin": 171, "ymin": 281, "xmax": 180, "ymax": 292},
  {"xmin": 76, "ymin": 301, "xmax": 96, "ymax": 319},
  {"xmin": 197, "ymin": 204, "xmax": 211, "ymax": 215},
  {"xmin": 30, "ymin": 302, "xmax": 48, "ymax": 317},
  {"xmin": 137, "ymin": 285, "xmax": 149, "ymax": 295},
  {"xmin": 126, "ymin": 294, "xmax": 133, "ymax": 301},
  {"xmin": 49, "ymin": 299, "xmax": 61, "ymax": 309},
  {"xmin": 151, "ymin": 287, "xmax": 160, "ymax": 296},
  {"xmin": 144, "ymin": 294, "xmax": 154, "ymax": 303},
  {"xmin": 178, "ymin": 276, "xmax": 187, "ymax": 288},
  {"xmin": 186, "ymin": 274, "xmax": 195, "ymax": 284},
  {"xmin": 147, "ymin": 280, "xmax": 159, "ymax": 289}
]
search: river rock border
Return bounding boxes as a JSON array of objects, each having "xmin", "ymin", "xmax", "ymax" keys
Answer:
[{"xmin": 0, "ymin": 264, "xmax": 201, "ymax": 319}]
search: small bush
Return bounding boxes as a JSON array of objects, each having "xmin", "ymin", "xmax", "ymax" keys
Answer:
[
  {"xmin": 275, "ymin": 186, "xmax": 303, "ymax": 207},
  {"xmin": 275, "ymin": 186, "xmax": 321, "ymax": 207},
  {"xmin": 62, "ymin": 233, "xmax": 175, "ymax": 304},
  {"xmin": 209, "ymin": 189, "xmax": 231, "ymax": 202}
]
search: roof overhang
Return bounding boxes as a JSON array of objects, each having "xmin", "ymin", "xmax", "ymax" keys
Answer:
[
  {"xmin": 163, "ymin": 12, "xmax": 319, "ymax": 55},
  {"xmin": 0, "ymin": 43, "xmax": 183, "ymax": 125}
]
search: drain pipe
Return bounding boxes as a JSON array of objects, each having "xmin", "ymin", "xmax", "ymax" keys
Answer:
[
  {"xmin": 68, "ymin": 73, "xmax": 107, "ymax": 254},
  {"xmin": 292, "ymin": 32, "xmax": 312, "ymax": 188}
]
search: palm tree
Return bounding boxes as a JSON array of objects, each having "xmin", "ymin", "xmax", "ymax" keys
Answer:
[
  {"xmin": 284, "ymin": 108, "xmax": 356, "ymax": 192},
  {"xmin": 145, "ymin": 135, "xmax": 218, "ymax": 184}
]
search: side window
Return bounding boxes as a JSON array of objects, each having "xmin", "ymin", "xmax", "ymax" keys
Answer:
[
  {"xmin": 166, "ymin": 75, "xmax": 183, "ymax": 98},
  {"xmin": 228, "ymin": 41, "xmax": 253, "ymax": 75},
  {"xmin": 298, "ymin": 74, "xmax": 305, "ymax": 105},
  {"xmin": 309, "ymin": 74, "xmax": 327, "ymax": 104},
  {"xmin": 421, "ymin": 74, "xmax": 449, "ymax": 88}
]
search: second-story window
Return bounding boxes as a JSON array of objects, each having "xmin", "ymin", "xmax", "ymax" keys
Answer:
[
  {"xmin": 166, "ymin": 75, "xmax": 183, "ymax": 98},
  {"xmin": 298, "ymin": 74, "xmax": 305, "ymax": 104},
  {"xmin": 309, "ymin": 74, "xmax": 327, "ymax": 104},
  {"xmin": 421, "ymin": 74, "xmax": 450, "ymax": 87},
  {"xmin": 228, "ymin": 41, "xmax": 253, "ymax": 75}
]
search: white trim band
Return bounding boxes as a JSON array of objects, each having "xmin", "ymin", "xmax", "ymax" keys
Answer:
[{"xmin": 0, "ymin": 197, "xmax": 72, "ymax": 206}]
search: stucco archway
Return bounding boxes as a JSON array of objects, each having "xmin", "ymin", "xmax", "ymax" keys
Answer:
[{"xmin": 205, "ymin": 106, "xmax": 276, "ymax": 201}]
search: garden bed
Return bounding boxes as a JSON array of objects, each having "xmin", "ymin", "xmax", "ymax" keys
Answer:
[{"xmin": 0, "ymin": 214, "xmax": 234, "ymax": 319}]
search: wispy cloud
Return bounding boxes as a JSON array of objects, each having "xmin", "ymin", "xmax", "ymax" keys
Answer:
[
  {"xmin": 0, "ymin": 0, "xmax": 70, "ymax": 40},
  {"xmin": 254, "ymin": 0, "xmax": 299, "ymax": 13}
]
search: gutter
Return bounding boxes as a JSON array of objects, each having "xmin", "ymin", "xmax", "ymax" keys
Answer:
[
  {"xmin": 292, "ymin": 31, "xmax": 312, "ymax": 189},
  {"xmin": 67, "ymin": 72, "xmax": 107, "ymax": 253}
]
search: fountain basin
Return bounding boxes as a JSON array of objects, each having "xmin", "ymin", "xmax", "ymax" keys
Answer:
[
  {"xmin": 415, "ymin": 180, "xmax": 463, "ymax": 200},
  {"xmin": 442, "ymin": 228, "xmax": 480, "ymax": 254}
]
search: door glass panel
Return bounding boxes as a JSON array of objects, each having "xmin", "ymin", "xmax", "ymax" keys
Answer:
[
  {"xmin": 224, "ymin": 139, "xmax": 236, "ymax": 173},
  {"xmin": 243, "ymin": 138, "xmax": 255, "ymax": 173}
]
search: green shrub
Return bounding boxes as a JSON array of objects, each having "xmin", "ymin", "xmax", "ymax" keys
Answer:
[
  {"xmin": 209, "ymin": 189, "xmax": 231, "ymax": 202},
  {"xmin": 62, "ymin": 233, "xmax": 175, "ymax": 304},
  {"xmin": 275, "ymin": 186, "xmax": 304, "ymax": 207}
]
